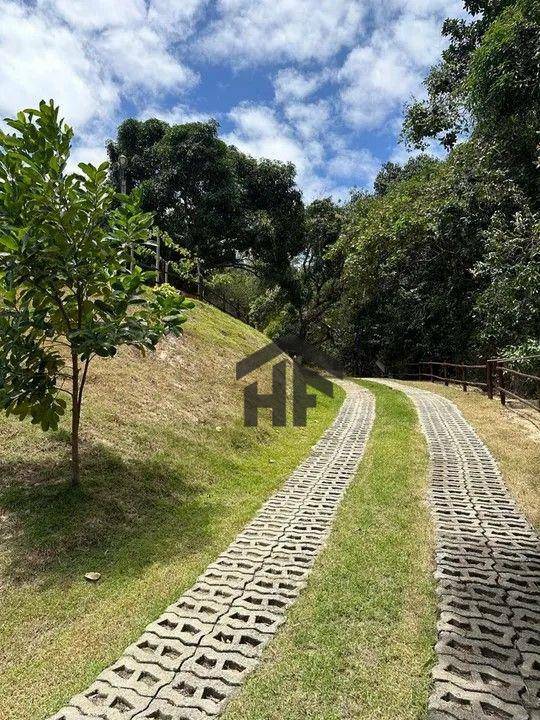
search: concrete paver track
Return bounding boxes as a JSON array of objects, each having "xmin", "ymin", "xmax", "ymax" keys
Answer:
[
  {"xmin": 374, "ymin": 380, "xmax": 540, "ymax": 720},
  {"xmin": 49, "ymin": 381, "xmax": 375, "ymax": 720}
]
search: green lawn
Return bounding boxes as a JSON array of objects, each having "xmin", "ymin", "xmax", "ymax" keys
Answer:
[
  {"xmin": 225, "ymin": 380, "xmax": 436, "ymax": 720},
  {"xmin": 0, "ymin": 303, "xmax": 344, "ymax": 720}
]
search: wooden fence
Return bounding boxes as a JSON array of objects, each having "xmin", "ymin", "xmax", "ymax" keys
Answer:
[{"xmin": 399, "ymin": 357, "xmax": 540, "ymax": 412}]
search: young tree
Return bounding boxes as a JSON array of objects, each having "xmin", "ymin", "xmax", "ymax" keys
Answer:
[{"xmin": 0, "ymin": 101, "xmax": 193, "ymax": 487}]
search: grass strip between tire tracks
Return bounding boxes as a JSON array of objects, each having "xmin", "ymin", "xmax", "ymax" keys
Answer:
[{"xmin": 225, "ymin": 379, "xmax": 436, "ymax": 720}]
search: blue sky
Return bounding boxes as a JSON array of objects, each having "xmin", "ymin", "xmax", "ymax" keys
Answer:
[{"xmin": 1, "ymin": 0, "xmax": 463, "ymax": 200}]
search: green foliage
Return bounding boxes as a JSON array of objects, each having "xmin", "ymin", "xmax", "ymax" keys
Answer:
[
  {"xmin": 151, "ymin": 282, "xmax": 183, "ymax": 301},
  {"xmin": 323, "ymin": 143, "xmax": 535, "ymax": 370},
  {"xmin": 207, "ymin": 270, "xmax": 263, "ymax": 318},
  {"xmin": 231, "ymin": 151, "xmax": 305, "ymax": 284},
  {"xmin": 244, "ymin": 197, "xmax": 344, "ymax": 346},
  {"xmin": 0, "ymin": 101, "xmax": 193, "ymax": 478},
  {"xmin": 294, "ymin": 198, "xmax": 344, "ymax": 342},
  {"xmin": 467, "ymin": 0, "xmax": 540, "ymax": 192},
  {"xmin": 403, "ymin": 0, "xmax": 539, "ymax": 202},
  {"xmin": 108, "ymin": 119, "xmax": 305, "ymax": 281},
  {"xmin": 473, "ymin": 207, "xmax": 540, "ymax": 352},
  {"xmin": 109, "ymin": 118, "xmax": 240, "ymax": 271},
  {"xmin": 373, "ymin": 162, "xmax": 404, "ymax": 196}
]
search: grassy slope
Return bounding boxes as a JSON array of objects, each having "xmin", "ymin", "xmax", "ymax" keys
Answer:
[
  {"xmin": 400, "ymin": 381, "xmax": 540, "ymax": 529},
  {"xmin": 225, "ymin": 380, "xmax": 436, "ymax": 720},
  {"xmin": 0, "ymin": 301, "xmax": 344, "ymax": 720}
]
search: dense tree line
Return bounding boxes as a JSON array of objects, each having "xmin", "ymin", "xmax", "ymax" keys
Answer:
[
  {"xmin": 107, "ymin": 0, "xmax": 538, "ymax": 373},
  {"xmin": 335, "ymin": 0, "xmax": 540, "ymax": 371}
]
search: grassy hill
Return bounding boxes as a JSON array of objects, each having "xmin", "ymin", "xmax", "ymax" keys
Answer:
[{"xmin": 0, "ymin": 301, "xmax": 344, "ymax": 720}]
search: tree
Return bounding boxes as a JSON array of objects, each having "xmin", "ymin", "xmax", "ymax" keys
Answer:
[
  {"xmin": 402, "ymin": 0, "xmax": 514, "ymax": 151},
  {"xmin": 0, "ymin": 101, "xmax": 193, "ymax": 487},
  {"xmin": 240, "ymin": 198, "xmax": 343, "ymax": 346},
  {"xmin": 231, "ymin": 151, "xmax": 305, "ymax": 285},
  {"xmin": 373, "ymin": 162, "xmax": 403, "ymax": 196},
  {"xmin": 108, "ymin": 118, "xmax": 243, "ymax": 273},
  {"xmin": 473, "ymin": 206, "xmax": 540, "ymax": 354},
  {"xmin": 403, "ymin": 0, "xmax": 539, "ymax": 197},
  {"xmin": 329, "ymin": 142, "xmax": 528, "ymax": 371},
  {"xmin": 107, "ymin": 119, "xmax": 306, "ymax": 286},
  {"xmin": 373, "ymin": 156, "xmax": 441, "ymax": 196},
  {"xmin": 293, "ymin": 198, "xmax": 344, "ymax": 342},
  {"xmin": 207, "ymin": 269, "xmax": 263, "ymax": 318},
  {"xmin": 467, "ymin": 0, "xmax": 540, "ymax": 196}
]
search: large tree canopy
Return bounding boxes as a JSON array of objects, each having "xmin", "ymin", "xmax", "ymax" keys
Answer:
[
  {"xmin": 331, "ymin": 144, "xmax": 535, "ymax": 370},
  {"xmin": 107, "ymin": 119, "xmax": 305, "ymax": 279},
  {"xmin": 108, "ymin": 119, "xmax": 241, "ymax": 271}
]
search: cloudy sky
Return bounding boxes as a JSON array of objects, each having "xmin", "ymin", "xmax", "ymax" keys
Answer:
[{"xmin": 1, "ymin": 0, "xmax": 464, "ymax": 200}]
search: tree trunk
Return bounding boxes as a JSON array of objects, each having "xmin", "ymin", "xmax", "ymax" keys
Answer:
[{"xmin": 71, "ymin": 352, "xmax": 81, "ymax": 488}]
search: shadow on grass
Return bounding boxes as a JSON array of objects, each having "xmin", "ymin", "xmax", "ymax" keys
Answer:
[{"xmin": 0, "ymin": 439, "xmax": 217, "ymax": 587}]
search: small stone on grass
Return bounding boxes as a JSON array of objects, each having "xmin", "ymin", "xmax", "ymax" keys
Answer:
[{"xmin": 85, "ymin": 572, "xmax": 101, "ymax": 582}]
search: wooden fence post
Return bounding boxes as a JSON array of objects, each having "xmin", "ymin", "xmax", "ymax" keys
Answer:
[
  {"xmin": 462, "ymin": 365, "xmax": 467, "ymax": 392},
  {"xmin": 430, "ymin": 362, "xmax": 434, "ymax": 382},
  {"xmin": 486, "ymin": 360, "xmax": 494, "ymax": 399},
  {"xmin": 444, "ymin": 363, "xmax": 449, "ymax": 386},
  {"xmin": 497, "ymin": 364, "xmax": 506, "ymax": 406}
]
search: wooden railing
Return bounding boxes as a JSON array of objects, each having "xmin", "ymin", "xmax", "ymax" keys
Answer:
[
  {"xmin": 487, "ymin": 358, "xmax": 540, "ymax": 412},
  {"xmin": 398, "ymin": 357, "xmax": 540, "ymax": 412}
]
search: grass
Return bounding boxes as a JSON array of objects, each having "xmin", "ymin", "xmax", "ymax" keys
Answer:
[
  {"xmin": 0, "ymin": 301, "xmax": 344, "ymax": 720},
  {"xmin": 400, "ymin": 380, "xmax": 540, "ymax": 529},
  {"xmin": 225, "ymin": 380, "xmax": 436, "ymax": 720}
]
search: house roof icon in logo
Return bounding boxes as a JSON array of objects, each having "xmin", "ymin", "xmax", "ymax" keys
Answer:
[
  {"xmin": 235, "ymin": 334, "xmax": 344, "ymax": 381},
  {"xmin": 236, "ymin": 335, "xmax": 343, "ymax": 427}
]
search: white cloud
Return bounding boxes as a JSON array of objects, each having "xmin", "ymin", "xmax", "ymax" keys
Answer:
[
  {"xmin": 338, "ymin": 10, "xmax": 448, "ymax": 129},
  {"xmin": 67, "ymin": 143, "xmax": 109, "ymax": 173},
  {"xmin": 139, "ymin": 104, "xmax": 215, "ymax": 125},
  {"xmin": 0, "ymin": 0, "xmax": 200, "ymax": 134},
  {"xmin": 225, "ymin": 103, "xmax": 331, "ymax": 201},
  {"xmin": 199, "ymin": 0, "xmax": 364, "ymax": 64},
  {"xmin": 38, "ymin": 0, "xmax": 146, "ymax": 31},
  {"xmin": 40, "ymin": 0, "xmax": 208, "ymax": 36},
  {"xmin": 225, "ymin": 104, "xmax": 309, "ymax": 170},
  {"xmin": 147, "ymin": 0, "xmax": 209, "ymax": 37},
  {"xmin": 97, "ymin": 26, "xmax": 196, "ymax": 93},
  {"xmin": 339, "ymin": 43, "xmax": 421, "ymax": 128},
  {"xmin": 392, "ymin": 14, "xmax": 448, "ymax": 66},
  {"xmin": 327, "ymin": 148, "xmax": 379, "ymax": 182},
  {"xmin": 283, "ymin": 101, "xmax": 331, "ymax": 139},
  {"xmin": 0, "ymin": 1, "xmax": 118, "ymax": 128},
  {"xmin": 274, "ymin": 68, "xmax": 329, "ymax": 104},
  {"xmin": 225, "ymin": 103, "xmax": 380, "ymax": 202}
]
